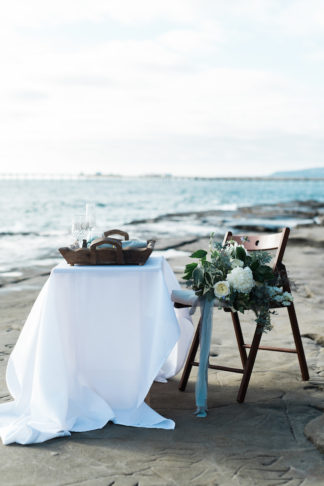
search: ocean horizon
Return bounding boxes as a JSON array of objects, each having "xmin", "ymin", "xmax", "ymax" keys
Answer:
[
  {"xmin": 1, "ymin": 177, "xmax": 324, "ymax": 273},
  {"xmin": 1, "ymin": 173, "xmax": 324, "ymax": 181}
]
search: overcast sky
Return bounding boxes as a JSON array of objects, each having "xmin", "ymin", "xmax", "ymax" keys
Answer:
[{"xmin": 0, "ymin": 0, "xmax": 323, "ymax": 177}]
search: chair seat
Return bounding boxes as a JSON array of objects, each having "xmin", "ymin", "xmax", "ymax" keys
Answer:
[
  {"xmin": 172, "ymin": 290, "xmax": 232, "ymax": 311},
  {"xmin": 171, "ymin": 289, "xmax": 198, "ymax": 306}
]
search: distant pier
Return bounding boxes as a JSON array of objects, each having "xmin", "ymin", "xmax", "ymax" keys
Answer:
[{"xmin": 0, "ymin": 173, "xmax": 324, "ymax": 181}]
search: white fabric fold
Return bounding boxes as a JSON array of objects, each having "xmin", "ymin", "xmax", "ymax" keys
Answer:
[
  {"xmin": 171, "ymin": 289, "xmax": 198, "ymax": 306},
  {"xmin": 0, "ymin": 256, "xmax": 193, "ymax": 445}
]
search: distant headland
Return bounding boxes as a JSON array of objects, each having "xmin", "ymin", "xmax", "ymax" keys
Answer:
[{"xmin": 271, "ymin": 167, "xmax": 324, "ymax": 178}]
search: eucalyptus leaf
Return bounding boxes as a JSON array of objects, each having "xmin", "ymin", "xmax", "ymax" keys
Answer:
[
  {"xmin": 245, "ymin": 255, "xmax": 252, "ymax": 266},
  {"xmin": 193, "ymin": 266, "xmax": 204, "ymax": 286},
  {"xmin": 204, "ymin": 272, "xmax": 213, "ymax": 286},
  {"xmin": 183, "ymin": 262, "xmax": 198, "ymax": 277},
  {"xmin": 254, "ymin": 265, "xmax": 274, "ymax": 282},
  {"xmin": 185, "ymin": 262, "xmax": 198, "ymax": 271},
  {"xmin": 235, "ymin": 246, "xmax": 246, "ymax": 262},
  {"xmin": 250, "ymin": 261, "xmax": 259, "ymax": 272},
  {"xmin": 191, "ymin": 249, "xmax": 208, "ymax": 259}
]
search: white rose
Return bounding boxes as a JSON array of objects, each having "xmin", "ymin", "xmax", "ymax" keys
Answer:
[
  {"xmin": 214, "ymin": 280, "xmax": 230, "ymax": 298},
  {"xmin": 226, "ymin": 266, "xmax": 255, "ymax": 294},
  {"xmin": 224, "ymin": 242, "xmax": 249, "ymax": 257},
  {"xmin": 223, "ymin": 241, "xmax": 237, "ymax": 255},
  {"xmin": 231, "ymin": 258, "xmax": 244, "ymax": 268}
]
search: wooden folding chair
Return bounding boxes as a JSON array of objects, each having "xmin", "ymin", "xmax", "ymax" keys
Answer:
[{"xmin": 174, "ymin": 227, "xmax": 309, "ymax": 403}]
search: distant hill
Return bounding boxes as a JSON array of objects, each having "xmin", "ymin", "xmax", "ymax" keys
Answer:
[{"xmin": 271, "ymin": 167, "xmax": 324, "ymax": 178}]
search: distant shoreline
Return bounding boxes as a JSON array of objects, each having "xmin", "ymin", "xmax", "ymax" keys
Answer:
[{"xmin": 1, "ymin": 174, "xmax": 324, "ymax": 181}]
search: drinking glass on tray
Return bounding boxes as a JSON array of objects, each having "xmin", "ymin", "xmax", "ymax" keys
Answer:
[
  {"xmin": 85, "ymin": 203, "xmax": 96, "ymax": 242},
  {"xmin": 71, "ymin": 215, "xmax": 88, "ymax": 248}
]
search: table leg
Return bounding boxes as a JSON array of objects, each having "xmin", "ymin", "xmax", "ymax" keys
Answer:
[{"xmin": 145, "ymin": 388, "xmax": 152, "ymax": 406}]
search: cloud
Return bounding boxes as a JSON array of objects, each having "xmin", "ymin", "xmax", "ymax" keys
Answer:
[
  {"xmin": 216, "ymin": 0, "xmax": 324, "ymax": 37},
  {"xmin": 0, "ymin": 0, "xmax": 197, "ymax": 26},
  {"xmin": 0, "ymin": 1, "xmax": 323, "ymax": 175}
]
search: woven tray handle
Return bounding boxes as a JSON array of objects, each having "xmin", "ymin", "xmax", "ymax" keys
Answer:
[
  {"xmin": 103, "ymin": 229, "xmax": 129, "ymax": 240},
  {"xmin": 90, "ymin": 237, "xmax": 125, "ymax": 264}
]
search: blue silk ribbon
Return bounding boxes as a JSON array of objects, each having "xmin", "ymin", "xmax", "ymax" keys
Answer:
[{"xmin": 194, "ymin": 297, "xmax": 215, "ymax": 417}]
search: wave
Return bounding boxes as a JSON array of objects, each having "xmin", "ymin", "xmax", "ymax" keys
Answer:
[
  {"xmin": 0, "ymin": 230, "xmax": 66, "ymax": 237},
  {"xmin": 0, "ymin": 231, "xmax": 41, "ymax": 237}
]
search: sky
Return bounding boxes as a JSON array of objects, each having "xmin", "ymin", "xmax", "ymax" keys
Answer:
[{"xmin": 0, "ymin": 0, "xmax": 323, "ymax": 177}]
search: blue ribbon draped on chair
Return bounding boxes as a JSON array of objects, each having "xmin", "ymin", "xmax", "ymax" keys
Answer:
[{"xmin": 194, "ymin": 297, "xmax": 215, "ymax": 417}]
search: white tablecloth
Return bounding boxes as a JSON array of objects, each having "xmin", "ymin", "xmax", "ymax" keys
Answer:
[{"xmin": 0, "ymin": 257, "xmax": 193, "ymax": 445}]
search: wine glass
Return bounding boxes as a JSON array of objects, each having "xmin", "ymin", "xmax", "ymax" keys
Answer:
[
  {"xmin": 85, "ymin": 203, "xmax": 96, "ymax": 242},
  {"xmin": 79, "ymin": 217, "xmax": 89, "ymax": 246},
  {"xmin": 71, "ymin": 215, "xmax": 81, "ymax": 246},
  {"xmin": 71, "ymin": 214, "xmax": 87, "ymax": 247}
]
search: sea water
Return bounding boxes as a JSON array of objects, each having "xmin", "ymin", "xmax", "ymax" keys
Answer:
[{"xmin": 0, "ymin": 177, "xmax": 323, "ymax": 272}]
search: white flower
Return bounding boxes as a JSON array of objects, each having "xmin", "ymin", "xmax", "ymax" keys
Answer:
[
  {"xmin": 214, "ymin": 280, "xmax": 230, "ymax": 298},
  {"xmin": 224, "ymin": 241, "xmax": 249, "ymax": 257},
  {"xmin": 231, "ymin": 258, "xmax": 244, "ymax": 268},
  {"xmin": 223, "ymin": 241, "xmax": 237, "ymax": 255},
  {"xmin": 226, "ymin": 266, "xmax": 255, "ymax": 294}
]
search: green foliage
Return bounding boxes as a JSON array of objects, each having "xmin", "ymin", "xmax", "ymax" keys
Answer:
[
  {"xmin": 190, "ymin": 249, "xmax": 207, "ymax": 259},
  {"xmin": 251, "ymin": 250, "xmax": 272, "ymax": 265},
  {"xmin": 182, "ymin": 234, "xmax": 293, "ymax": 333},
  {"xmin": 212, "ymin": 242, "xmax": 223, "ymax": 252},
  {"xmin": 192, "ymin": 266, "xmax": 204, "ymax": 286},
  {"xmin": 183, "ymin": 262, "xmax": 198, "ymax": 280},
  {"xmin": 253, "ymin": 265, "xmax": 274, "ymax": 283},
  {"xmin": 235, "ymin": 246, "xmax": 246, "ymax": 262}
]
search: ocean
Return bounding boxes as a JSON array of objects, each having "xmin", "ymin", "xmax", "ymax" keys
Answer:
[{"xmin": 0, "ymin": 177, "xmax": 324, "ymax": 273}]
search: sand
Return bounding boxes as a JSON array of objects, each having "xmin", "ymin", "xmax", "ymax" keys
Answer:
[{"xmin": 0, "ymin": 224, "xmax": 324, "ymax": 485}]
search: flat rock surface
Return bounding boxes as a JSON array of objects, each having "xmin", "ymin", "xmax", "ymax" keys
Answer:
[
  {"xmin": 0, "ymin": 226, "xmax": 324, "ymax": 485},
  {"xmin": 305, "ymin": 414, "xmax": 324, "ymax": 455}
]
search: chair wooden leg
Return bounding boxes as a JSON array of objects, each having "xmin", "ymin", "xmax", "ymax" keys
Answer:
[
  {"xmin": 237, "ymin": 325, "xmax": 263, "ymax": 403},
  {"xmin": 287, "ymin": 304, "xmax": 309, "ymax": 381},
  {"xmin": 231, "ymin": 312, "xmax": 248, "ymax": 367},
  {"xmin": 179, "ymin": 316, "xmax": 201, "ymax": 391}
]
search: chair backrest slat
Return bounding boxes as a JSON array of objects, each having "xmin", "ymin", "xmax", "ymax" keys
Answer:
[{"xmin": 223, "ymin": 228, "xmax": 290, "ymax": 270}]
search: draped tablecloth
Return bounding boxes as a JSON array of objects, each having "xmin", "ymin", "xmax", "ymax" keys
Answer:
[{"xmin": 0, "ymin": 256, "xmax": 193, "ymax": 445}]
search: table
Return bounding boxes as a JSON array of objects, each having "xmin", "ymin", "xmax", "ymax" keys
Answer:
[{"xmin": 0, "ymin": 257, "xmax": 193, "ymax": 445}]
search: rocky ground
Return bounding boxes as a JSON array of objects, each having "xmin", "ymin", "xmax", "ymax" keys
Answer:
[{"xmin": 0, "ymin": 221, "xmax": 324, "ymax": 485}]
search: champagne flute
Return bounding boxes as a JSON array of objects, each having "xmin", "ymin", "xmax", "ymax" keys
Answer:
[
  {"xmin": 71, "ymin": 215, "xmax": 82, "ymax": 247},
  {"xmin": 79, "ymin": 217, "xmax": 89, "ymax": 247},
  {"xmin": 72, "ymin": 214, "xmax": 88, "ymax": 247},
  {"xmin": 85, "ymin": 202, "xmax": 96, "ymax": 242}
]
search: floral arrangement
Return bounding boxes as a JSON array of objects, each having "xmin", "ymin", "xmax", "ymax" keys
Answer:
[{"xmin": 183, "ymin": 235, "xmax": 293, "ymax": 332}]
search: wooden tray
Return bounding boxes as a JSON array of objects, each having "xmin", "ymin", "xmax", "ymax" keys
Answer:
[{"xmin": 59, "ymin": 229, "xmax": 155, "ymax": 266}]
